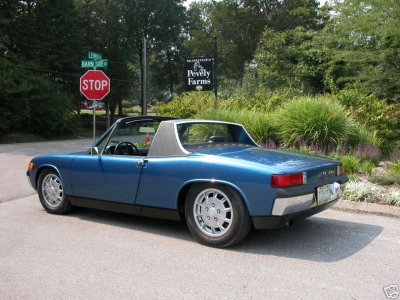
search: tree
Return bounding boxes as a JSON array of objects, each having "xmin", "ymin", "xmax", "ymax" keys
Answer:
[
  {"xmin": 320, "ymin": 0, "xmax": 400, "ymax": 102},
  {"xmin": 243, "ymin": 27, "xmax": 328, "ymax": 95},
  {"xmin": 185, "ymin": 0, "xmax": 266, "ymax": 81}
]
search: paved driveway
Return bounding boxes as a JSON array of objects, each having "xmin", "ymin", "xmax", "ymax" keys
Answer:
[
  {"xmin": 0, "ymin": 140, "xmax": 399, "ymax": 299},
  {"xmin": 0, "ymin": 139, "xmax": 92, "ymax": 203}
]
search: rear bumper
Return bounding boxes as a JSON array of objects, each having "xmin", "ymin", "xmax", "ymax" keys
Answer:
[
  {"xmin": 252, "ymin": 175, "xmax": 348, "ymax": 229},
  {"xmin": 252, "ymin": 198, "xmax": 339, "ymax": 229}
]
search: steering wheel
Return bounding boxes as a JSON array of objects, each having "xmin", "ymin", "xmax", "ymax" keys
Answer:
[{"xmin": 114, "ymin": 142, "xmax": 139, "ymax": 156}]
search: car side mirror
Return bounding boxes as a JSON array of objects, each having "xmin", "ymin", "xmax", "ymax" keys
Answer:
[{"xmin": 89, "ymin": 146, "xmax": 99, "ymax": 155}]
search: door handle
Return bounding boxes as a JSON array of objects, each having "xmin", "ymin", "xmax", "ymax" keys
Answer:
[{"xmin": 136, "ymin": 159, "xmax": 147, "ymax": 167}]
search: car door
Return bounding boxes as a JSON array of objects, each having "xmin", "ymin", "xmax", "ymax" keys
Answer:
[
  {"xmin": 70, "ymin": 154, "xmax": 144, "ymax": 204},
  {"xmin": 69, "ymin": 119, "xmax": 159, "ymax": 204}
]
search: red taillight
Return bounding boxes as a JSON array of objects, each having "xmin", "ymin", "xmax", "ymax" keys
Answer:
[
  {"xmin": 337, "ymin": 165, "xmax": 344, "ymax": 176},
  {"xmin": 271, "ymin": 173, "xmax": 304, "ymax": 188}
]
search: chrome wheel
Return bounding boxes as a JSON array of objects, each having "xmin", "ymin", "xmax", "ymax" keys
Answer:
[
  {"xmin": 42, "ymin": 173, "xmax": 63, "ymax": 208},
  {"xmin": 193, "ymin": 188, "xmax": 233, "ymax": 237}
]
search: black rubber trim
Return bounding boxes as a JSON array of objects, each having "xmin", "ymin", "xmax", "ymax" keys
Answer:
[
  {"xmin": 276, "ymin": 175, "xmax": 348, "ymax": 198},
  {"xmin": 252, "ymin": 198, "xmax": 339, "ymax": 229},
  {"xmin": 68, "ymin": 196, "xmax": 181, "ymax": 221}
]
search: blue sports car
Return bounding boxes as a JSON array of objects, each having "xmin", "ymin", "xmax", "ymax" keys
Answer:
[{"xmin": 27, "ymin": 116, "xmax": 348, "ymax": 247}]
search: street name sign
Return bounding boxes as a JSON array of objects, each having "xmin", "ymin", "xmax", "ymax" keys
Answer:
[
  {"xmin": 81, "ymin": 59, "xmax": 108, "ymax": 68},
  {"xmin": 87, "ymin": 51, "xmax": 102, "ymax": 60}
]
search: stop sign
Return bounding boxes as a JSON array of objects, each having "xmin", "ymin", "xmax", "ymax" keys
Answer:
[{"xmin": 80, "ymin": 70, "xmax": 110, "ymax": 100}]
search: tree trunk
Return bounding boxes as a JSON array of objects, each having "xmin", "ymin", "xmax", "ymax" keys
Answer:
[{"xmin": 118, "ymin": 97, "xmax": 123, "ymax": 117}]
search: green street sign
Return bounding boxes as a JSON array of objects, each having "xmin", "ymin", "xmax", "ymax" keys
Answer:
[
  {"xmin": 87, "ymin": 51, "xmax": 102, "ymax": 60},
  {"xmin": 81, "ymin": 59, "xmax": 108, "ymax": 68},
  {"xmin": 95, "ymin": 59, "xmax": 108, "ymax": 68},
  {"xmin": 81, "ymin": 60, "xmax": 95, "ymax": 68}
]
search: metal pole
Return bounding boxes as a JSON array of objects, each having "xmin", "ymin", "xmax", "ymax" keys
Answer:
[
  {"xmin": 93, "ymin": 99, "xmax": 96, "ymax": 143},
  {"xmin": 213, "ymin": 36, "xmax": 218, "ymax": 109},
  {"xmin": 141, "ymin": 37, "xmax": 147, "ymax": 116}
]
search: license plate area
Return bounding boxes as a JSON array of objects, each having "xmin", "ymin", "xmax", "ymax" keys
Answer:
[{"xmin": 317, "ymin": 182, "xmax": 341, "ymax": 205}]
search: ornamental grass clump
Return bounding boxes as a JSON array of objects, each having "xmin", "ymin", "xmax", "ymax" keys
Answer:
[{"xmin": 272, "ymin": 97, "xmax": 351, "ymax": 149}]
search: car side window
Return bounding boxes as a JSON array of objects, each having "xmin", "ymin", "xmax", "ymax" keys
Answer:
[{"xmin": 103, "ymin": 120, "xmax": 159, "ymax": 156}]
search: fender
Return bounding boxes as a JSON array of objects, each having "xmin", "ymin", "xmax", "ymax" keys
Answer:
[
  {"xmin": 177, "ymin": 179, "xmax": 250, "ymax": 213},
  {"xmin": 35, "ymin": 164, "xmax": 68, "ymax": 193}
]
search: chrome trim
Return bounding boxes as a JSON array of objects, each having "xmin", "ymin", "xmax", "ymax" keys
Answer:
[
  {"xmin": 272, "ymin": 193, "xmax": 314, "ymax": 216},
  {"xmin": 272, "ymin": 182, "xmax": 347, "ymax": 216}
]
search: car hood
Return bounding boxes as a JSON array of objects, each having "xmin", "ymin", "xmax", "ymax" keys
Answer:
[{"xmin": 191, "ymin": 146, "xmax": 339, "ymax": 173}]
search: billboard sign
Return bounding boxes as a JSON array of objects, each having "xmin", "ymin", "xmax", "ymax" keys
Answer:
[{"xmin": 185, "ymin": 57, "xmax": 213, "ymax": 91}]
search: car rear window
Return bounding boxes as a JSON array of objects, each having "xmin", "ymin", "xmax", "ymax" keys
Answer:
[{"xmin": 176, "ymin": 122, "xmax": 255, "ymax": 151}]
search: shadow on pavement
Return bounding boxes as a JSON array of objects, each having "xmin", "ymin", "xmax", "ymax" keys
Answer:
[
  {"xmin": 67, "ymin": 207, "xmax": 383, "ymax": 262},
  {"xmin": 233, "ymin": 217, "xmax": 383, "ymax": 262}
]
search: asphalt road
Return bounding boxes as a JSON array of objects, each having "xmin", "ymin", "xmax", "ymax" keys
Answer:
[{"xmin": 0, "ymin": 140, "xmax": 399, "ymax": 299}]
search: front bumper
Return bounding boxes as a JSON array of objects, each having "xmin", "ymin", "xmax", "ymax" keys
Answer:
[{"xmin": 26, "ymin": 170, "xmax": 35, "ymax": 189}]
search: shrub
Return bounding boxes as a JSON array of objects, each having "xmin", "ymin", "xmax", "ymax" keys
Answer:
[
  {"xmin": 343, "ymin": 180, "xmax": 378, "ymax": 202},
  {"xmin": 360, "ymin": 161, "xmax": 375, "ymax": 175},
  {"xmin": 369, "ymin": 174, "xmax": 400, "ymax": 185},
  {"xmin": 272, "ymin": 97, "xmax": 353, "ymax": 149},
  {"xmin": 383, "ymin": 190, "xmax": 400, "ymax": 206},
  {"xmin": 388, "ymin": 160, "xmax": 400, "ymax": 175},
  {"xmin": 341, "ymin": 155, "xmax": 361, "ymax": 174},
  {"xmin": 336, "ymin": 85, "xmax": 400, "ymax": 148},
  {"xmin": 390, "ymin": 148, "xmax": 400, "ymax": 161},
  {"xmin": 155, "ymin": 92, "xmax": 215, "ymax": 118},
  {"xmin": 352, "ymin": 144, "xmax": 382, "ymax": 163}
]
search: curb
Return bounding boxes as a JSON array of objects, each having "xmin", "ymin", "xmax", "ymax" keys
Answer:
[{"xmin": 332, "ymin": 199, "xmax": 400, "ymax": 218}]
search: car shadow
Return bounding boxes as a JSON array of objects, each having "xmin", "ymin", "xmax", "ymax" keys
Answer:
[
  {"xmin": 233, "ymin": 216, "xmax": 383, "ymax": 262},
  {"xmin": 68, "ymin": 208, "xmax": 383, "ymax": 263}
]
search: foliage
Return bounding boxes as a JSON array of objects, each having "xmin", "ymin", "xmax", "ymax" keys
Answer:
[
  {"xmin": 321, "ymin": 0, "xmax": 400, "ymax": 103},
  {"xmin": 343, "ymin": 180, "xmax": 378, "ymax": 202},
  {"xmin": 195, "ymin": 109, "xmax": 276, "ymax": 143},
  {"xmin": 388, "ymin": 160, "xmax": 400, "ymax": 175},
  {"xmin": 360, "ymin": 161, "xmax": 375, "ymax": 175},
  {"xmin": 369, "ymin": 174, "xmax": 400, "ymax": 186},
  {"xmin": 271, "ymin": 97, "xmax": 364, "ymax": 149},
  {"xmin": 244, "ymin": 27, "xmax": 328, "ymax": 95},
  {"xmin": 383, "ymin": 190, "xmax": 400, "ymax": 206},
  {"xmin": 155, "ymin": 92, "xmax": 215, "ymax": 118},
  {"xmin": 336, "ymin": 85, "xmax": 400, "ymax": 151},
  {"xmin": 340, "ymin": 156, "xmax": 361, "ymax": 174}
]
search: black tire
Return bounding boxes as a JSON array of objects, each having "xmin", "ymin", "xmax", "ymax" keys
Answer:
[
  {"xmin": 185, "ymin": 183, "xmax": 252, "ymax": 248},
  {"xmin": 37, "ymin": 168, "xmax": 73, "ymax": 214}
]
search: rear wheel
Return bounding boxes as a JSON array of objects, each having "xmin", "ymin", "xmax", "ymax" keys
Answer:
[
  {"xmin": 37, "ymin": 168, "xmax": 73, "ymax": 214},
  {"xmin": 185, "ymin": 184, "xmax": 251, "ymax": 248}
]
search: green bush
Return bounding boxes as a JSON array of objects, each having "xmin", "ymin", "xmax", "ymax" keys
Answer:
[
  {"xmin": 388, "ymin": 160, "xmax": 400, "ymax": 175},
  {"xmin": 341, "ymin": 156, "xmax": 361, "ymax": 174},
  {"xmin": 360, "ymin": 161, "xmax": 375, "ymax": 175},
  {"xmin": 336, "ymin": 85, "xmax": 400, "ymax": 151},
  {"xmin": 369, "ymin": 174, "xmax": 400, "ymax": 185},
  {"xmin": 272, "ymin": 97, "xmax": 352, "ymax": 148}
]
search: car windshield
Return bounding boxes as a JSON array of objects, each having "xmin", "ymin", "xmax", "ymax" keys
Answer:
[{"xmin": 176, "ymin": 122, "xmax": 255, "ymax": 152}]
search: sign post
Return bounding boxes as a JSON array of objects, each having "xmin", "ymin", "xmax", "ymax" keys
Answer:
[{"xmin": 79, "ymin": 70, "xmax": 110, "ymax": 143}]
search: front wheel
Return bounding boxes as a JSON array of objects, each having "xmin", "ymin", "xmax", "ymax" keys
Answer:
[
  {"xmin": 37, "ymin": 168, "xmax": 73, "ymax": 214},
  {"xmin": 185, "ymin": 184, "xmax": 251, "ymax": 248}
]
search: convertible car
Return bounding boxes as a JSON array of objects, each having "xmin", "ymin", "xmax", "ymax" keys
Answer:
[{"xmin": 27, "ymin": 116, "xmax": 348, "ymax": 247}]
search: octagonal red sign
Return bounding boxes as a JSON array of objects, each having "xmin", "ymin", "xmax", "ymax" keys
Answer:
[{"xmin": 80, "ymin": 70, "xmax": 110, "ymax": 100}]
